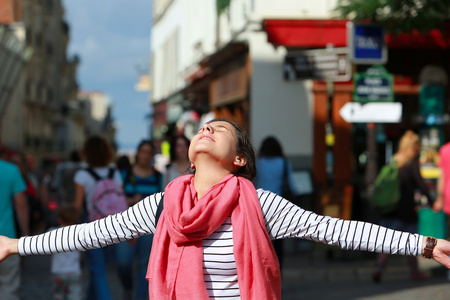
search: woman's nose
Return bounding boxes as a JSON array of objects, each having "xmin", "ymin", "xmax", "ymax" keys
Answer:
[{"xmin": 202, "ymin": 123, "xmax": 213, "ymax": 133}]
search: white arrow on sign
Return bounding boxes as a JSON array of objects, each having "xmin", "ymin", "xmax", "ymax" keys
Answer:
[{"xmin": 339, "ymin": 102, "xmax": 402, "ymax": 123}]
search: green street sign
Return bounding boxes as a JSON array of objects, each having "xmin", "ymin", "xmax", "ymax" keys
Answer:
[
  {"xmin": 353, "ymin": 65, "xmax": 394, "ymax": 103},
  {"xmin": 419, "ymin": 86, "xmax": 445, "ymax": 116}
]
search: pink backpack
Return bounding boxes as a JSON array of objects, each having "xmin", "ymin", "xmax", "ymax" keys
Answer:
[{"xmin": 86, "ymin": 168, "xmax": 128, "ymax": 221}]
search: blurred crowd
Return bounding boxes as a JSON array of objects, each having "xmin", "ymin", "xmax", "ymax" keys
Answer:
[
  {"xmin": 0, "ymin": 132, "xmax": 191, "ymax": 300},
  {"xmin": 0, "ymin": 149, "xmax": 50, "ymax": 236}
]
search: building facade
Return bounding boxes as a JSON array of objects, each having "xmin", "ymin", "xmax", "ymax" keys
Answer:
[
  {"xmin": 77, "ymin": 90, "xmax": 117, "ymax": 150},
  {"xmin": 151, "ymin": 0, "xmax": 340, "ymax": 167},
  {"xmin": 0, "ymin": 0, "xmax": 116, "ymax": 162}
]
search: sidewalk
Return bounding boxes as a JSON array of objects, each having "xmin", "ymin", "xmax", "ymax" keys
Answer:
[
  {"xmin": 281, "ymin": 240, "xmax": 450, "ymax": 299},
  {"xmin": 19, "ymin": 254, "xmax": 125, "ymax": 300}
]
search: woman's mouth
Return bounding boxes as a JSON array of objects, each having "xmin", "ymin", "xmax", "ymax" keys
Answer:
[{"xmin": 199, "ymin": 135, "xmax": 215, "ymax": 142}]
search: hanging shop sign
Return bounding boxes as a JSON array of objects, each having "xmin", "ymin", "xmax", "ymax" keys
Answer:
[
  {"xmin": 353, "ymin": 65, "xmax": 393, "ymax": 103},
  {"xmin": 283, "ymin": 47, "xmax": 351, "ymax": 82},
  {"xmin": 347, "ymin": 22, "xmax": 387, "ymax": 64},
  {"xmin": 339, "ymin": 102, "xmax": 402, "ymax": 123}
]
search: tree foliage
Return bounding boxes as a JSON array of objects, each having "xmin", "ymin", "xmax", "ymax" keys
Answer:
[
  {"xmin": 335, "ymin": 0, "xmax": 450, "ymax": 34},
  {"xmin": 216, "ymin": 0, "xmax": 231, "ymax": 16}
]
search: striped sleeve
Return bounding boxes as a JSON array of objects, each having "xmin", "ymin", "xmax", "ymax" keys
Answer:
[
  {"xmin": 257, "ymin": 189, "xmax": 424, "ymax": 256},
  {"xmin": 18, "ymin": 192, "xmax": 163, "ymax": 256}
]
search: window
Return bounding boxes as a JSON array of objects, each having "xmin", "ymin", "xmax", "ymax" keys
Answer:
[
  {"xmin": 25, "ymin": 80, "xmax": 32, "ymax": 97},
  {"xmin": 46, "ymin": 42, "xmax": 53, "ymax": 56},
  {"xmin": 35, "ymin": 32, "xmax": 42, "ymax": 48},
  {"xmin": 47, "ymin": 88, "xmax": 53, "ymax": 102}
]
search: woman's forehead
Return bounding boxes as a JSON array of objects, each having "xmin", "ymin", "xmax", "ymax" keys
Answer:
[
  {"xmin": 139, "ymin": 144, "xmax": 153, "ymax": 151},
  {"xmin": 208, "ymin": 120, "xmax": 234, "ymax": 129}
]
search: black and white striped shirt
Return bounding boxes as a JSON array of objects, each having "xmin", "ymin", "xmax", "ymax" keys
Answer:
[{"xmin": 18, "ymin": 189, "xmax": 423, "ymax": 299}]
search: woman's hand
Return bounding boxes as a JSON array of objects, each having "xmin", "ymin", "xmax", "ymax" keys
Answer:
[
  {"xmin": 432, "ymin": 239, "xmax": 450, "ymax": 268},
  {"xmin": 432, "ymin": 195, "xmax": 443, "ymax": 213},
  {"xmin": 0, "ymin": 236, "xmax": 19, "ymax": 263}
]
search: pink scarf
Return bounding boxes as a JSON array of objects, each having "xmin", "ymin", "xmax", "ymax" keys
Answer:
[{"xmin": 146, "ymin": 174, "xmax": 280, "ymax": 299}]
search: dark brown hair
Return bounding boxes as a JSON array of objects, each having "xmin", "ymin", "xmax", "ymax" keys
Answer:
[
  {"xmin": 169, "ymin": 135, "xmax": 190, "ymax": 162},
  {"xmin": 82, "ymin": 135, "xmax": 114, "ymax": 167},
  {"xmin": 259, "ymin": 136, "xmax": 285, "ymax": 157},
  {"xmin": 206, "ymin": 118, "xmax": 256, "ymax": 180}
]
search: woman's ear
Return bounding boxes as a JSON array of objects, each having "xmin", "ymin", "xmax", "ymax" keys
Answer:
[{"xmin": 233, "ymin": 155, "xmax": 246, "ymax": 167}]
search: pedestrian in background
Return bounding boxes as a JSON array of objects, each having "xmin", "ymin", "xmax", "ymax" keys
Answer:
[
  {"xmin": 118, "ymin": 140, "xmax": 162, "ymax": 300},
  {"xmin": 373, "ymin": 130, "xmax": 432, "ymax": 283},
  {"xmin": 163, "ymin": 135, "xmax": 191, "ymax": 187},
  {"xmin": 24, "ymin": 153, "xmax": 43, "ymax": 231},
  {"xmin": 253, "ymin": 136, "xmax": 298, "ymax": 274},
  {"xmin": 116, "ymin": 154, "xmax": 132, "ymax": 174},
  {"xmin": 25, "ymin": 154, "xmax": 40, "ymax": 194},
  {"xmin": 73, "ymin": 135, "xmax": 123, "ymax": 300},
  {"xmin": 0, "ymin": 151, "xmax": 29, "ymax": 300},
  {"xmin": 51, "ymin": 150, "xmax": 84, "ymax": 205},
  {"xmin": 2, "ymin": 119, "xmax": 450, "ymax": 299},
  {"xmin": 433, "ymin": 140, "xmax": 450, "ymax": 280},
  {"xmin": 434, "ymin": 140, "xmax": 450, "ymax": 215},
  {"xmin": 10, "ymin": 153, "xmax": 41, "ymax": 235},
  {"xmin": 49, "ymin": 204, "xmax": 82, "ymax": 300}
]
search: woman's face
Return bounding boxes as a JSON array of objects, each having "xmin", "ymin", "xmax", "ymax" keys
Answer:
[
  {"xmin": 189, "ymin": 121, "xmax": 240, "ymax": 167},
  {"xmin": 175, "ymin": 137, "xmax": 189, "ymax": 160},
  {"xmin": 136, "ymin": 144, "xmax": 153, "ymax": 166}
]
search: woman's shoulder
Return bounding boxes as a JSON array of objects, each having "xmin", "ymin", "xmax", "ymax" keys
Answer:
[{"xmin": 256, "ymin": 188, "xmax": 279, "ymax": 198}]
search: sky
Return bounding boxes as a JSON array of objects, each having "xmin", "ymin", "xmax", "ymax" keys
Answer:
[{"xmin": 62, "ymin": 0, "xmax": 152, "ymax": 151}]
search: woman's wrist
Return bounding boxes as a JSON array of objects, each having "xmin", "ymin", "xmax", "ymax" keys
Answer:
[
  {"xmin": 422, "ymin": 236, "xmax": 437, "ymax": 259},
  {"xmin": 1, "ymin": 237, "xmax": 19, "ymax": 260},
  {"xmin": 9, "ymin": 238, "xmax": 19, "ymax": 256}
]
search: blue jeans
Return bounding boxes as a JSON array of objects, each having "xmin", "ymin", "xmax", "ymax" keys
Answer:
[
  {"xmin": 84, "ymin": 246, "xmax": 114, "ymax": 300},
  {"xmin": 115, "ymin": 235, "xmax": 153, "ymax": 300}
]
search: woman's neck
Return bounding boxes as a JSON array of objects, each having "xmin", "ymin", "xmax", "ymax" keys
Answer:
[{"xmin": 193, "ymin": 163, "xmax": 231, "ymax": 199}]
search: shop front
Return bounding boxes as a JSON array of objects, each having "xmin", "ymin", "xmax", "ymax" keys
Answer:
[
  {"xmin": 263, "ymin": 18, "xmax": 450, "ymax": 223},
  {"xmin": 202, "ymin": 42, "xmax": 250, "ymax": 128}
]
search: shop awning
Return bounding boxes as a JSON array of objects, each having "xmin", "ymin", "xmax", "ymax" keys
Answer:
[
  {"xmin": 263, "ymin": 19, "xmax": 348, "ymax": 48},
  {"xmin": 263, "ymin": 19, "xmax": 450, "ymax": 49},
  {"xmin": 386, "ymin": 27, "xmax": 450, "ymax": 49}
]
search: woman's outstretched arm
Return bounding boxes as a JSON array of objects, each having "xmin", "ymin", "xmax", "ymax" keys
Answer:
[
  {"xmin": 0, "ymin": 192, "xmax": 163, "ymax": 262},
  {"xmin": 258, "ymin": 189, "xmax": 450, "ymax": 267}
]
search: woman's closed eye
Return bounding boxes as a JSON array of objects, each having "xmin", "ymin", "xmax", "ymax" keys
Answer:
[{"xmin": 214, "ymin": 125, "xmax": 230, "ymax": 132}]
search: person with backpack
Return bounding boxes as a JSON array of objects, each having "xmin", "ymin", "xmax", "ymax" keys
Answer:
[
  {"xmin": 72, "ymin": 135, "xmax": 126, "ymax": 300},
  {"xmin": 372, "ymin": 130, "xmax": 433, "ymax": 283},
  {"xmin": 2, "ymin": 119, "xmax": 450, "ymax": 299},
  {"xmin": 117, "ymin": 140, "xmax": 163, "ymax": 300}
]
